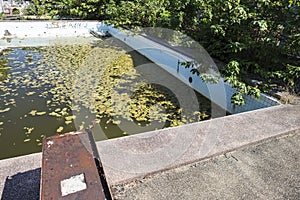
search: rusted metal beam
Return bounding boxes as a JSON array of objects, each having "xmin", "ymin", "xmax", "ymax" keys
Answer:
[{"xmin": 40, "ymin": 130, "xmax": 111, "ymax": 200}]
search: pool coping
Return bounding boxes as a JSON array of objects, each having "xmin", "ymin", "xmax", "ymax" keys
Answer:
[
  {"xmin": 0, "ymin": 104, "xmax": 299, "ymax": 198},
  {"xmin": 96, "ymin": 104, "xmax": 300, "ymax": 185}
]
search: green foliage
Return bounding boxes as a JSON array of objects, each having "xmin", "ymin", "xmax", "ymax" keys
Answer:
[
  {"xmin": 25, "ymin": 0, "xmax": 51, "ymax": 16},
  {"xmin": 12, "ymin": 8, "xmax": 20, "ymax": 15},
  {"xmin": 224, "ymin": 61, "xmax": 260, "ymax": 105},
  {"xmin": 104, "ymin": 0, "xmax": 299, "ymax": 102},
  {"xmin": 27, "ymin": 0, "xmax": 108, "ymax": 19},
  {"xmin": 179, "ymin": 60, "xmax": 220, "ymax": 84},
  {"xmin": 28, "ymin": 0, "xmax": 300, "ymax": 105},
  {"xmin": 269, "ymin": 64, "xmax": 300, "ymax": 92},
  {"xmin": 105, "ymin": 0, "xmax": 171, "ymax": 27}
]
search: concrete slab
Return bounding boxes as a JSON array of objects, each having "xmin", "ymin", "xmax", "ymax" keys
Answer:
[
  {"xmin": 96, "ymin": 104, "xmax": 300, "ymax": 185},
  {"xmin": 112, "ymin": 130, "xmax": 300, "ymax": 200}
]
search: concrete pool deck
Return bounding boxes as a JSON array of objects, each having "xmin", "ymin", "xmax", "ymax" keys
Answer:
[{"xmin": 0, "ymin": 104, "xmax": 299, "ymax": 199}]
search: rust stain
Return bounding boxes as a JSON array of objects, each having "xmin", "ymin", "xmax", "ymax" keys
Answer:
[{"xmin": 40, "ymin": 131, "xmax": 106, "ymax": 200}]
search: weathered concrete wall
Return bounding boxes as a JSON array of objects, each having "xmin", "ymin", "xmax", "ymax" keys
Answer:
[
  {"xmin": 0, "ymin": 21, "xmax": 100, "ymax": 48},
  {"xmin": 0, "ymin": 21, "xmax": 99, "ymax": 38}
]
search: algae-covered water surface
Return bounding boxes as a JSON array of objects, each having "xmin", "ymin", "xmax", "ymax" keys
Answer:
[{"xmin": 0, "ymin": 38, "xmax": 225, "ymax": 159}]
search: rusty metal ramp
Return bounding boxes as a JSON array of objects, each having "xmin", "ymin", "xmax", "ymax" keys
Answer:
[{"xmin": 40, "ymin": 130, "xmax": 111, "ymax": 200}]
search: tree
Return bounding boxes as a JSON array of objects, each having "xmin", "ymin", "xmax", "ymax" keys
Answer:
[
  {"xmin": 105, "ymin": 0, "xmax": 300, "ymax": 104},
  {"xmin": 27, "ymin": 0, "xmax": 108, "ymax": 19},
  {"xmin": 28, "ymin": 0, "xmax": 300, "ymax": 104},
  {"xmin": 105, "ymin": 0, "xmax": 171, "ymax": 27}
]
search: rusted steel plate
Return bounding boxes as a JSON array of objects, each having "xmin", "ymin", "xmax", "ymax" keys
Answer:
[{"xmin": 40, "ymin": 131, "xmax": 106, "ymax": 200}]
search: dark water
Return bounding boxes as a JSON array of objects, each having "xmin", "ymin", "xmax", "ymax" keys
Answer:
[{"xmin": 0, "ymin": 40, "xmax": 226, "ymax": 159}]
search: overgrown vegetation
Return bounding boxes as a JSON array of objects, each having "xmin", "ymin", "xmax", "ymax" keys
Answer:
[
  {"xmin": 25, "ymin": 0, "xmax": 108, "ymax": 19},
  {"xmin": 21, "ymin": 0, "xmax": 300, "ymax": 105}
]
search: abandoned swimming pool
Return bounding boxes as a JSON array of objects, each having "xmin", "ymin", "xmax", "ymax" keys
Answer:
[
  {"xmin": 0, "ymin": 37, "xmax": 227, "ymax": 159},
  {"xmin": 0, "ymin": 21, "xmax": 280, "ymax": 160}
]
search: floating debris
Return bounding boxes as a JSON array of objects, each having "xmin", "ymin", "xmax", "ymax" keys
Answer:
[
  {"xmin": 26, "ymin": 91, "xmax": 36, "ymax": 96},
  {"xmin": 65, "ymin": 115, "xmax": 76, "ymax": 121},
  {"xmin": 112, "ymin": 120, "xmax": 121, "ymax": 125},
  {"xmin": 49, "ymin": 112, "xmax": 61, "ymax": 118},
  {"xmin": 24, "ymin": 138, "xmax": 31, "ymax": 143},
  {"xmin": 56, "ymin": 126, "xmax": 64, "ymax": 133},
  {"xmin": 0, "ymin": 40, "xmax": 213, "ymax": 159},
  {"xmin": 24, "ymin": 127, "xmax": 34, "ymax": 135},
  {"xmin": 65, "ymin": 120, "xmax": 72, "ymax": 125},
  {"xmin": 29, "ymin": 110, "xmax": 37, "ymax": 116},
  {"xmin": 36, "ymin": 111, "xmax": 47, "ymax": 116},
  {"xmin": 0, "ymin": 108, "xmax": 10, "ymax": 113}
]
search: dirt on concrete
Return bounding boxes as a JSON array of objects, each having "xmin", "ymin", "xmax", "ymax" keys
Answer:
[{"xmin": 112, "ymin": 130, "xmax": 300, "ymax": 200}]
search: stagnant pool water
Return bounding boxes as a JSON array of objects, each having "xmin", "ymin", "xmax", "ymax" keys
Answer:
[{"xmin": 0, "ymin": 38, "xmax": 226, "ymax": 159}]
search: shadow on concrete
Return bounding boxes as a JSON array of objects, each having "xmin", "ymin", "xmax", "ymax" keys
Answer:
[{"xmin": 1, "ymin": 168, "xmax": 40, "ymax": 200}]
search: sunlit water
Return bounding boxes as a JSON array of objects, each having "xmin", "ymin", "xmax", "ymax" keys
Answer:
[{"xmin": 0, "ymin": 37, "xmax": 226, "ymax": 159}]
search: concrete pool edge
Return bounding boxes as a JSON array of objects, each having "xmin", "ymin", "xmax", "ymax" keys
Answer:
[
  {"xmin": 0, "ymin": 104, "xmax": 299, "ymax": 198},
  {"xmin": 96, "ymin": 104, "xmax": 300, "ymax": 185}
]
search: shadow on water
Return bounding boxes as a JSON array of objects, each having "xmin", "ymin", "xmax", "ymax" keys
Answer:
[{"xmin": 1, "ymin": 168, "xmax": 41, "ymax": 200}]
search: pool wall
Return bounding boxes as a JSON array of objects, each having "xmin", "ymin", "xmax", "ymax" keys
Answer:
[
  {"xmin": 0, "ymin": 21, "xmax": 99, "ymax": 47},
  {"xmin": 0, "ymin": 21, "xmax": 99, "ymax": 38},
  {"xmin": 98, "ymin": 24, "xmax": 280, "ymax": 114}
]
